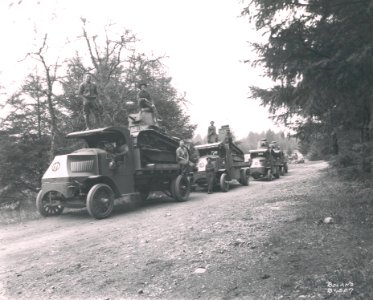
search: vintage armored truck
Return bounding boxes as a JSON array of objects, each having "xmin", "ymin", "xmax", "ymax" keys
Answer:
[
  {"xmin": 192, "ymin": 125, "xmax": 250, "ymax": 192},
  {"xmin": 250, "ymin": 148, "xmax": 278, "ymax": 180},
  {"xmin": 36, "ymin": 111, "xmax": 191, "ymax": 219},
  {"xmin": 250, "ymin": 140, "xmax": 287, "ymax": 180}
]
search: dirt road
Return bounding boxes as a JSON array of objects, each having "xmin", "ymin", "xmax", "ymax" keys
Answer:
[{"xmin": 1, "ymin": 161, "xmax": 371, "ymax": 299}]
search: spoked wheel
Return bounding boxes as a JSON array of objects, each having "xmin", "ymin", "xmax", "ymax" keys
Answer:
[
  {"xmin": 172, "ymin": 175, "xmax": 190, "ymax": 202},
  {"xmin": 36, "ymin": 190, "xmax": 64, "ymax": 217},
  {"xmin": 220, "ymin": 173, "xmax": 229, "ymax": 192},
  {"xmin": 86, "ymin": 184, "xmax": 114, "ymax": 219}
]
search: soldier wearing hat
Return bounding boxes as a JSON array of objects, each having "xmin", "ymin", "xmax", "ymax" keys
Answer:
[
  {"xmin": 137, "ymin": 82, "xmax": 161, "ymax": 123},
  {"xmin": 137, "ymin": 82, "xmax": 152, "ymax": 106},
  {"xmin": 79, "ymin": 74, "xmax": 102, "ymax": 129},
  {"xmin": 207, "ymin": 121, "xmax": 218, "ymax": 143}
]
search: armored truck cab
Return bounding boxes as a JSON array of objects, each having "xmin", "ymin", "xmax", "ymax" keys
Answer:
[
  {"xmin": 37, "ymin": 114, "xmax": 190, "ymax": 219},
  {"xmin": 250, "ymin": 148, "xmax": 280, "ymax": 180},
  {"xmin": 193, "ymin": 137, "xmax": 250, "ymax": 192}
]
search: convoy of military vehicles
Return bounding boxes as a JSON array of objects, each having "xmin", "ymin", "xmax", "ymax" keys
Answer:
[{"xmin": 36, "ymin": 109, "xmax": 290, "ymax": 219}]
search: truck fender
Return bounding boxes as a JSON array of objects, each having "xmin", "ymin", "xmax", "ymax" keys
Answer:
[{"xmin": 86, "ymin": 176, "xmax": 120, "ymax": 198}]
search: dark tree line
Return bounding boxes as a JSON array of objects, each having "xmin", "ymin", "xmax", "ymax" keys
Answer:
[{"xmin": 242, "ymin": 0, "xmax": 373, "ymax": 171}]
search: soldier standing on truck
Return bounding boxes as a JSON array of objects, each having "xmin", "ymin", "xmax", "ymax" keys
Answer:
[
  {"xmin": 208, "ymin": 121, "xmax": 218, "ymax": 143},
  {"xmin": 176, "ymin": 140, "xmax": 189, "ymax": 174},
  {"xmin": 205, "ymin": 157, "xmax": 215, "ymax": 194},
  {"xmin": 79, "ymin": 74, "xmax": 102, "ymax": 130},
  {"xmin": 137, "ymin": 82, "xmax": 161, "ymax": 124}
]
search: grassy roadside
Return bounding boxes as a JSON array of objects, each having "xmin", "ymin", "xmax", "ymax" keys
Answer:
[
  {"xmin": 252, "ymin": 165, "xmax": 373, "ymax": 299},
  {"xmin": 0, "ymin": 199, "xmax": 41, "ymax": 225}
]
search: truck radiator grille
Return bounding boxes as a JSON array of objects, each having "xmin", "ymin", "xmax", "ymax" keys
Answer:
[{"xmin": 70, "ymin": 160, "xmax": 94, "ymax": 172}]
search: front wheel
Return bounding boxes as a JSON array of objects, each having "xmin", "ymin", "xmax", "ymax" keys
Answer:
[
  {"xmin": 172, "ymin": 175, "xmax": 190, "ymax": 202},
  {"xmin": 36, "ymin": 190, "xmax": 64, "ymax": 217},
  {"xmin": 220, "ymin": 173, "xmax": 229, "ymax": 192},
  {"xmin": 86, "ymin": 184, "xmax": 114, "ymax": 219}
]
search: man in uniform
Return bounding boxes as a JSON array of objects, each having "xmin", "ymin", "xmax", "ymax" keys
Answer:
[
  {"xmin": 79, "ymin": 74, "xmax": 102, "ymax": 129},
  {"xmin": 205, "ymin": 156, "xmax": 215, "ymax": 194},
  {"xmin": 186, "ymin": 139, "xmax": 199, "ymax": 172},
  {"xmin": 176, "ymin": 140, "xmax": 189, "ymax": 174},
  {"xmin": 137, "ymin": 82, "xmax": 161, "ymax": 124},
  {"xmin": 207, "ymin": 121, "xmax": 218, "ymax": 143},
  {"xmin": 103, "ymin": 141, "xmax": 129, "ymax": 170}
]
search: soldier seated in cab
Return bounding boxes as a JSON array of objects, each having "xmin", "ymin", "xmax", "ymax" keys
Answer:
[{"xmin": 102, "ymin": 140, "xmax": 129, "ymax": 170}]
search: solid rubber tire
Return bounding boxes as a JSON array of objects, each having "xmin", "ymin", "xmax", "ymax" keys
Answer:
[
  {"xmin": 86, "ymin": 184, "xmax": 114, "ymax": 219},
  {"xmin": 220, "ymin": 173, "xmax": 229, "ymax": 192},
  {"xmin": 36, "ymin": 190, "xmax": 64, "ymax": 217}
]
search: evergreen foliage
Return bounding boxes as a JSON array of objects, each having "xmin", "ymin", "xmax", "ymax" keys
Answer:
[{"xmin": 242, "ymin": 0, "xmax": 373, "ymax": 170}]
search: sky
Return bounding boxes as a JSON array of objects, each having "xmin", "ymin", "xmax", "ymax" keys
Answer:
[{"xmin": 0, "ymin": 0, "xmax": 281, "ymax": 139}]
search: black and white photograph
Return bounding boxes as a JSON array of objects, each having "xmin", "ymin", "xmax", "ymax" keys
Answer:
[{"xmin": 0, "ymin": 0, "xmax": 372, "ymax": 299}]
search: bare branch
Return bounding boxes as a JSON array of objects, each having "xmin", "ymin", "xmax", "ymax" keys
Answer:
[{"xmin": 81, "ymin": 21, "xmax": 99, "ymax": 71}]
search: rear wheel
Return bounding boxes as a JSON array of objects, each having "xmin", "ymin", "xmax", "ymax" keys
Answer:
[
  {"xmin": 220, "ymin": 173, "xmax": 229, "ymax": 192},
  {"xmin": 36, "ymin": 190, "xmax": 64, "ymax": 217},
  {"xmin": 172, "ymin": 175, "xmax": 190, "ymax": 202},
  {"xmin": 86, "ymin": 184, "xmax": 114, "ymax": 219}
]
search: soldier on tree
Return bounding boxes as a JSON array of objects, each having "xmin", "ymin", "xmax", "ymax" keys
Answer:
[{"xmin": 79, "ymin": 74, "xmax": 102, "ymax": 130}]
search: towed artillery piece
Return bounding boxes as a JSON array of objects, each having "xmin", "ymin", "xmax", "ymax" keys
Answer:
[
  {"xmin": 36, "ymin": 110, "xmax": 190, "ymax": 219},
  {"xmin": 192, "ymin": 125, "xmax": 250, "ymax": 192}
]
